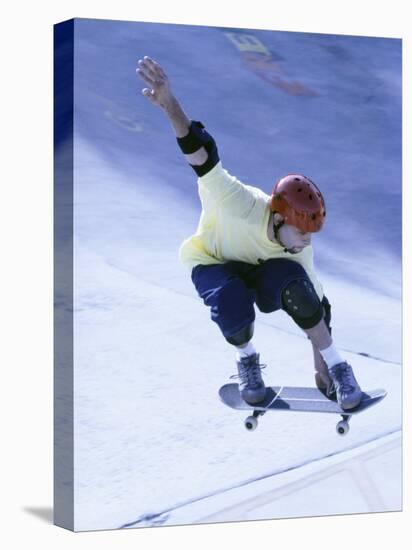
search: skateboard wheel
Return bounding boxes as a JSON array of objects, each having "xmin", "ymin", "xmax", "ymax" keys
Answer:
[
  {"xmin": 245, "ymin": 416, "xmax": 258, "ymax": 431},
  {"xmin": 336, "ymin": 420, "xmax": 350, "ymax": 436}
]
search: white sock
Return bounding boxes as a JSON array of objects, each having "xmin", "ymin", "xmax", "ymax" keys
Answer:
[
  {"xmin": 319, "ymin": 343, "xmax": 344, "ymax": 369},
  {"xmin": 235, "ymin": 341, "xmax": 257, "ymax": 361}
]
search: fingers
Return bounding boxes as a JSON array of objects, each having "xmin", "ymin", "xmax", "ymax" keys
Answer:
[
  {"xmin": 136, "ymin": 56, "xmax": 170, "ymax": 107},
  {"xmin": 142, "ymin": 56, "xmax": 165, "ymax": 75},
  {"xmin": 138, "ymin": 57, "xmax": 157, "ymax": 79},
  {"xmin": 147, "ymin": 57, "xmax": 167, "ymax": 79},
  {"xmin": 137, "ymin": 65, "xmax": 156, "ymax": 87},
  {"xmin": 136, "ymin": 56, "xmax": 167, "ymax": 85}
]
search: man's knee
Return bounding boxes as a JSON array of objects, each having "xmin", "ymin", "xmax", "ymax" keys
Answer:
[
  {"xmin": 281, "ymin": 279, "xmax": 323, "ymax": 329},
  {"xmin": 225, "ymin": 323, "xmax": 254, "ymax": 346}
]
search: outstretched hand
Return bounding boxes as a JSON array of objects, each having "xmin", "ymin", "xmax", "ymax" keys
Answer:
[{"xmin": 136, "ymin": 56, "xmax": 173, "ymax": 109}]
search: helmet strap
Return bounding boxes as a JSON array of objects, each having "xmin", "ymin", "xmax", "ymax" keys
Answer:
[
  {"xmin": 272, "ymin": 215, "xmax": 288, "ymax": 252},
  {"xmin": 273, "ymin": 214, "xmax": 300, "ymax": 254}
]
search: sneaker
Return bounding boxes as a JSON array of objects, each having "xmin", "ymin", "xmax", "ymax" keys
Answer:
[
  {"xmin": 232, "ymin": 353, "xmax": 267, "ymax": 404},
  {"xmin": 328, "ymin": 362, "xmax": 362, "ymax": 410}
]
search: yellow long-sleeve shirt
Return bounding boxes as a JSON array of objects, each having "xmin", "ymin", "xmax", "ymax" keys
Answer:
[{"xmin": 179, "ymin": 161, "xmax": 324, "ymax": 300}]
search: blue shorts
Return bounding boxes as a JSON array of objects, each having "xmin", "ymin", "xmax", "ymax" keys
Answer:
[{"xmin": 191, "ymin": 258, "xmax": 315, "ymax": 339}]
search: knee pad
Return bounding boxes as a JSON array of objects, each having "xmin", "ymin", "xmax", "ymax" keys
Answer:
[
  {"xmin": 226, "ymin": 323, "xmax": 254, "ymax": 346},
  {"xmin": 281, "ymin": 279, "xmax": 323, "ymax": 329},
  {"xmin": 176, "ymin": 120, "xmax": 220, "ymax": 177}
]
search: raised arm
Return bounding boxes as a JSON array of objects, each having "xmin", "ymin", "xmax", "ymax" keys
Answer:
[{"xmin": 136, "ymin": 56, "xmax": 219, "ymax": 176}]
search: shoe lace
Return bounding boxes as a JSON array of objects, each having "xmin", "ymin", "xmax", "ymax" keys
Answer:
[
  {"xmin": 331, "ymin": 363, "xmax": 355, "ymax": 393},
  {"xmin": 230, "ymin": 356, "xmax": 266, "ymax": 387}
]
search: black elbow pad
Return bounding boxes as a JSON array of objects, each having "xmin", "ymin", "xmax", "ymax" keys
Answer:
[{"xmin": 177, "ymin": 120, "xmax": 220, "ymax": 176}]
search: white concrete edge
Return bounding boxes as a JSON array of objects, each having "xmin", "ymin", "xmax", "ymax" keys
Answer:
[{"xmin": 165, "ymin": 430, "xmax": 401, "ymax": 524}]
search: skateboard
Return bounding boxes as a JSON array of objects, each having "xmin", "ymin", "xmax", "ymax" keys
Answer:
[{"xmin": 219, "ymin": 384, "xmax": 387, "ymax": 435}]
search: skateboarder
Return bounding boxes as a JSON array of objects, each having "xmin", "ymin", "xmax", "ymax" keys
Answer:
[{"xmin": 136, "ymin": 56, "xmax": 363, "ymax": 410}]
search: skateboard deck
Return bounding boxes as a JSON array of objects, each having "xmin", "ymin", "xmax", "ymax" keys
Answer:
[{"xmin": 219, "ymin": 384, "xmax": 387, "ymax": 434}]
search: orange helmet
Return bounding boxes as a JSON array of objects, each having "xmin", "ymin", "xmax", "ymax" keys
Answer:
[{"xmin": 270, "ymin": 174, "xmax": 326, "ymax": 232}]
